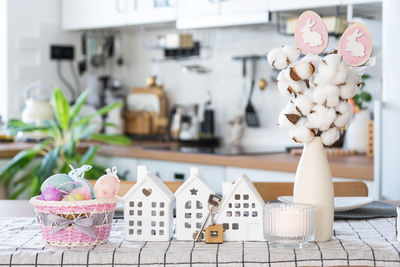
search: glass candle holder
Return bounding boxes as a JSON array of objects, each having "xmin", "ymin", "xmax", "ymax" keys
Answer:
[{"xmin": 264, "ymin": 203, "xmax": 316, "ymax": 248}]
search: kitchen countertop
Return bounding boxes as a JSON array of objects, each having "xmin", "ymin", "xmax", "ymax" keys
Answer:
[{"xmin": 0, "ymin": 141, "xmax": 374, "ymax": 180}]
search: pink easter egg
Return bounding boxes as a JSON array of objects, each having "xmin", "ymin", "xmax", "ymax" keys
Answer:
[
  {"xmin": 339, "ymin": 23, "xmax": 372, "ymax": 66},
  {"xmin": 295, "ymin": 10, "xmax": 328, "ymax": 55},
  {"xmin": 94, "ymin": 168, "xmax": 120, "ymax": 199},
  {"xmin": 69, "ymin": 187, "xmax": 93, "ymax": 200}
]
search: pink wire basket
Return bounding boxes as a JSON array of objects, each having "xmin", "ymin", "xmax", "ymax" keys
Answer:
[{"xmin": 30, "ymin": 196, "xmax": 119, "ymax": 247}]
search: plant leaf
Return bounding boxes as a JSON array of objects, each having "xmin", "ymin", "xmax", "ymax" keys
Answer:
[
  {"xmin": 29, "ymin": 176, "xmax": 41, "ymax": 198},
  {"xmin": 8, "ymin": 183, "xmax": 30, "ymax": 200},
  {"xmin": 38, "ymin": 146, "xmax": 60, "ymax": 180},
  {"xmin": 89, "ymin": 133, "xmax": 131, "ymax": 145},
  {"xmin": 359, "ymin": 91, "xmax": 372, "ymax": 102},
  {"xmin": 70, "ymin": 89, "xmax": 90, "ymax": 121},
  {"xmin": 7, "ymin": 119, "xmax": 52, "ymax": 135},
  {"xmin": 80, "ymin": 145, "xmax": 99, "ymax": 165},
  {"xmin": 53, "ymin": 87, "xmax": 70, "ymax": 130},
  {"xmin": 72, "ymin": 102, "xmax": 122, "ymax": 127},
  {"xmin": 0, "ymin": 139, "xmax": 50, "ymax": 181}
]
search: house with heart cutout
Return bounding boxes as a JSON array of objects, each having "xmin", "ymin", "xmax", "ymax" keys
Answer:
[{"xmin": 123, "ymin": 165, "xmax": 174, "ymax": 241}]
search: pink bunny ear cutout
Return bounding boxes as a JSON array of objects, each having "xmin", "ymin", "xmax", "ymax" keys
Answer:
[
  {"xmin": 295, "ymin": 10, "xmax": 328, "ymax": 55},
  {"xmin": 105, "ymin": 166, "xmax": 118, "ymax": 176},
  {"xmin": 339, "ymin": 22, "xmax": 372, "ymax": 66}
]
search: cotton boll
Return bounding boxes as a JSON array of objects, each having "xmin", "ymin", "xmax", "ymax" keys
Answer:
[
  {"xmin": 323, "ymin": 54, "xmax": 342, "ymax": 68},
  {"xmin": 303, "ymin": 88, "xmax": 315, "ymax": 97},
  {"xmin": 313, "ymin": 87, "xmax": 328, "ymax": 105},
  {"xmin": 315, "ymin": 54, "xmax": 343, "ymax": 84},
  {"xmin": 294, "ymin": 94, "xmax": 313, "ymax": 115},
  {"xmin": 277, "ymin": 70, "xmax": 291, "ymax": 96},
  {"xmin": 285, "ymin": 68, "xmax": 307, "ymax": 94},
  {"xmin": 334, "ymin": 101, "xmax": 352, "ymax": 128},
  {"xmin": 282, "ymin": 45, "xmax": 300, "ymax": 64},
  {"xmin": 312, "ymin": 84, "xmax": 339, "ymax": 107},
  {"xmin": 307, "ymin": 105, "xmax": 336, "ymax": 131},
  {"xmin": 339, "ymin": 69, "xmax": 361, "ymax": 99},
  {"xmin": 290, "ymin": 60, "xmax": 315, "ymax": 81},
  {"xmin": 332, "ymin": 61, "xmax": 349, "ymax": 85},
  {"xmin": 278, "ymin": 102, "xmax": 301, "ymax": 128},
  {"xmin": 321, "ymin": 127, "xmax": 340, "ymax": 146},
  {"xmin": 326, "ymin": 95, "xmax": 340, "ymax": 108},
  {"xmin": 289, "ymin": 118, "xmax": 314, "ymax": 143},
  {"xmin": 324, "ymin": 84, "xmax": 340, "ymax": 107},
  {"xmin": 268, "ymin": 47, "xmax": 288, "ymax": 69}
]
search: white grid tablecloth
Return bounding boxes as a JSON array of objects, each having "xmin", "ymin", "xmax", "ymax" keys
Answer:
[{"xmin": 0, "ymin": 217, "xmax": 400, "ymax": 266}]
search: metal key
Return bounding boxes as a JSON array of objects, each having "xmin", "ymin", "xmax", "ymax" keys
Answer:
[{"xmin": 194, "ymin": 194, "xmax": 222, "ymax": 241}]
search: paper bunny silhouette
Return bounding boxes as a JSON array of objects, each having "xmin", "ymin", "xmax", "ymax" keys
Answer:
[
  {"xmin": 301, "ymin": 18, "xmax": 322, "ymax": 47},
  {"xmin": 345, "ymin": 29, "xmax": 365, "ymax": 57}
]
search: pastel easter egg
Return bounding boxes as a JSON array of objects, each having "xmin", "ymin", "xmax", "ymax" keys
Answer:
[
  {"xmin": 69, "ymin": 187, "xmax": 93, "ymax": 200},
  {"xmin": 295, "ymin": 10, "xmax": 328, "ymax": 55},
  {"xmin": 74, "ymin": 178, "xmax": 95, "ymax": 199},
  {"xmin": 64, "ymin": 193, "xmax": 85, "ymax": 201},
  {"xmin": 339, "ymin": 22, "xmax": 372, "ymax": 66},
  {"xmin": 40, "ymin": 186, "xmax": 63, "ymax": 201},
  {"xmin": 94, "ymin": 172, "xmax": 120, "ymax": 199},
  {"xmin": 40, "ymin": 174, "xmax": 75, "ymax": 193}
]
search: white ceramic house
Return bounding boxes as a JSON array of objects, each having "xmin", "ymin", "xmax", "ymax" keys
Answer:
[
  {"xmin": 175, "ymin": 167, "xmax": 215, "ymax": 241},
  {"xmin": 123, "ymin": 166, "xmax": 174, "ymax": 241},
  {"xmin": 215, "ymin": 175, "xmax": 265, "ymax": 241}
]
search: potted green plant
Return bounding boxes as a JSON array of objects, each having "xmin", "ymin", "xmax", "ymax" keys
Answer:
[{"xmin": 0, "ymin": 88, "xmax": 131, "ymax": 199}]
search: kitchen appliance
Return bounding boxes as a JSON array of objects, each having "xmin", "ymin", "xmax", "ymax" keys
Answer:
[
  {"xmin": 125, "ymin": 82, "xmax": 168, "ymax": 137},
  {"xmin": 20, "ymin": 82, "xmax": 54, "ymax": 140}
]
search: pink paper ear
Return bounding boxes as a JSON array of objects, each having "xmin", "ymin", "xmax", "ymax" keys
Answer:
[
  {"xmin": 295, "ymin": 10, "xmax": 328, "ymax": 55},
  {"xmin": 339, "ymin": 22, "xmax": 372, "ymax": 66}
]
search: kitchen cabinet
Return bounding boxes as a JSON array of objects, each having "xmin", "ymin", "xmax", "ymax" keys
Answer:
[
  {"xmin": 268, "ymin": 0, "xmax": 381, "ymax": 11},
  {"xmin": 62, "ymin": 0, "xmax": 127, "ymax": 30},
  {"xmin": 62, "ymin": 0, "xmax": 176, "ymax": 30},
  {"xmin": 126, "ymin": 0, "xmax": 176, "ymax": 25},
  {"xmin": 176, "ymin": 0, "xmax": 269, "ymax": 29}
]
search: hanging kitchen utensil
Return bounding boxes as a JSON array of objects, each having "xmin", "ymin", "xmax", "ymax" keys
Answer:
[
  {"xmin": 115, "ymin": 33, "xmax": 124, "ymax": 66},
  {"xmin": 245, "ymin": 58, "xmax": 260, "ymax": 127},
  {"xmin": 238, "ymin": 58, "xmax": 247, "ymax": 110},
  {"xmin": 78, "ymin": 33, "xmax": 87, "ymax": 75},
  {"xmin": 91, "ymin": 36, "xmax": 106, "ymax": 68}
]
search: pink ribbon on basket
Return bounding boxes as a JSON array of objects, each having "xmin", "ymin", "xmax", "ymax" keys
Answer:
[{"xmin": 47, "ymin": 213, "xmax": 97, "ymax": 239}]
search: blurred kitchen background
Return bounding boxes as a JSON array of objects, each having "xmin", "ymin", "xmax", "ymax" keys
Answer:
[{"xmin": 1, "ymin": 0, "xmax": 398, "ymax": 200}]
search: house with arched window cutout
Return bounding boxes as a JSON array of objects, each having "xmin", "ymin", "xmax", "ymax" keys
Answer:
[
  {"xmin": 175, "ymin": 167, "xmax": 215, "ymax": 241},
  {"xmin": 215, "ymin": 175, "xmax": 265, "ymax": 241},
  {"xmin": 123, "ymin": 166, "xmax": 174, "ymax": 241}
]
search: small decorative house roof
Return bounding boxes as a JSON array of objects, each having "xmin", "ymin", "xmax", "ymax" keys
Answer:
[
  {"xmin": 123, "ymin": 170, "xmax": 174, "ymax": 203},
  {"xmin": 174, "ymin": 167, "xmax": 214, "ymax": 197},
  {"xmin": 215, "ymin": 174, "xmax": 264, "ymax": 218}
]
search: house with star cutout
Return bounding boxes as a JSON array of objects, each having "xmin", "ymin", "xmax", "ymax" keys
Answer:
[{"xmin": 175, "ymin": 167, "xmax": 215, "ymax": 241}]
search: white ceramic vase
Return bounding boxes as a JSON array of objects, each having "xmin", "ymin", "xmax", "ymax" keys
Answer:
[{"xmin": 293, "ymin": 137, "xmax": 334, "ymax": 242}]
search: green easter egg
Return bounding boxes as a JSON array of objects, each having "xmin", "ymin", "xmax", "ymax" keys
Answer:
[{"xmin": 40, "ymin": 174, "xmax": 75, "ymax": 193}]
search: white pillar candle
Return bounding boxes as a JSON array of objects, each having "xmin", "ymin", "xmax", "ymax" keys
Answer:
[{"xmin": 264, "ymin": 203, "xmax": 316, "ymax": 247}]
